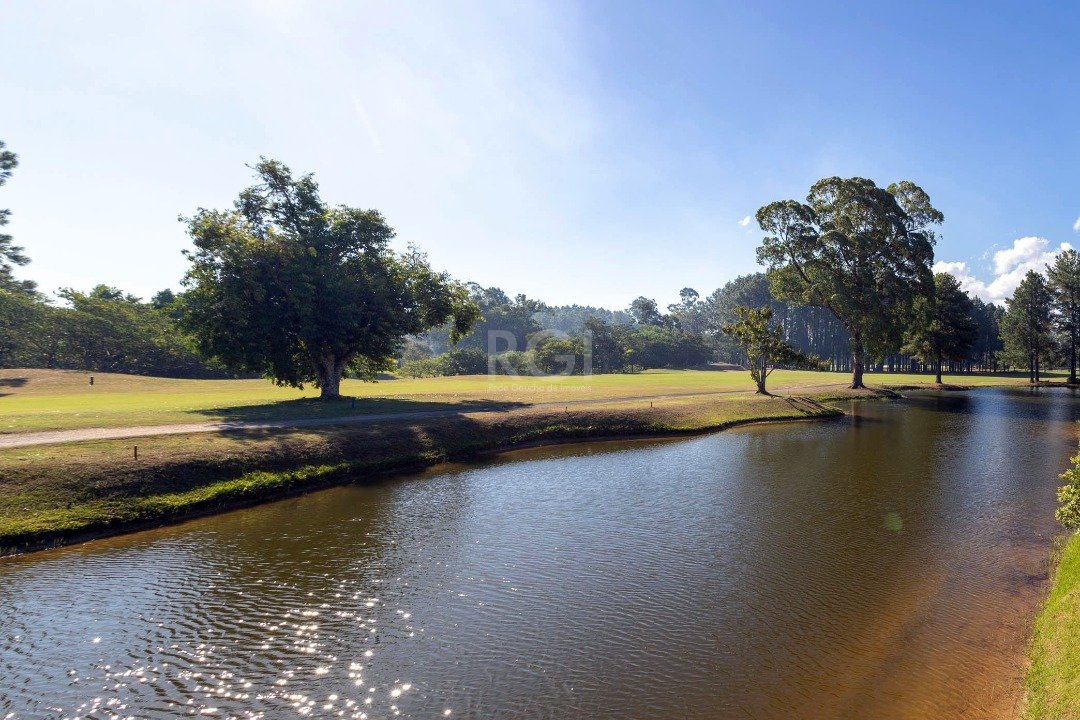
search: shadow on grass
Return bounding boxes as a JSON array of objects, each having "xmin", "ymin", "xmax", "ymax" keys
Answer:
[
  {"xmin": 0, "ymin": 377, "xmax": 28, "ymax": 397},
  {"xmin": 781, "ymin": 396, "xmax": 839, "ymax": 415},
  {"xmin": 192, "ymin": 395, "xmax": 531, "ymax": 424},
  {"xmin": 73, "ymin": 412, "xmax": 511, "ymax": 501}
]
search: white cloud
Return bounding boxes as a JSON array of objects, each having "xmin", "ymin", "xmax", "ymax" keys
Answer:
[
  {"xmin": 1073, "ymin": 216, "xmax": 1080, "ymax": 232},
  {"xmin": 932, "ymin": 260, "xmax": 990, "ymax": 300},
  {"xmin": 934, "ymin": 236, "xmax": 1074, "ymax": 305},
  {"xmin": 738, "ymin": 215, "xmax": 751, "ymax": 227}
]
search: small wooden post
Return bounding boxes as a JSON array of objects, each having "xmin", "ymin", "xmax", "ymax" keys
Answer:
[
  {"xmin": 134, "ymin": 445, "xmax": 138, "ymax": 460},
  {"xmin": 650, "ymin": 401, "xmax": 653, "ymax": 408},
  {"xmin": 89, "ymin": 376, "xmax": 94, "ymax": 386}
]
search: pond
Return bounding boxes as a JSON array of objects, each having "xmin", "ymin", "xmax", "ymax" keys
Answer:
[{"xmin": 1, "ymin": 388, "xmax": 1076, "ymax": 719}]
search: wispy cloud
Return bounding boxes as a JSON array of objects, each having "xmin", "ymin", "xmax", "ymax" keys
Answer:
[
  {"xmin": 934, "ymin": 235, "xmax": 1074, "ymax": 305},
  {"xmin": 350, "ymin": 97, "xmax": 384, "ymax": 154},
  {"xmin": 738, "ymin": 215, "xmax": 751, "ymax": 227},
  {"xmin": 1073, "ymin": 216, "xmax": 1080, "ymax": 232}
]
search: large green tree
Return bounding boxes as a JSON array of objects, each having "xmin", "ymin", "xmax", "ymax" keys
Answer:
[
  {"xmin": 0, "ymin": 141, "xmax": 35, "ymax": 295},
  {"xmin": 1047, "ymin": 249, "xmax": 1080, "ymax": 383},
  {"xmin": 628, "ymin": 296, "xmax": 663, "ymax": 326},
  {"xmin": 667, "ymin": 287, "xmax": 707, "ymax": 334},
  {"xmin": 181, "ymin": 159, "xmax": 479, "ymax": 398},
  {"xmin": 1001, "ymin": 269, "xmax": 1054, "ymax": 383},
  {"xmin": 756, "ymin": 177, "xmax": 941, "ymax": 388},
  {"xmin": 903, "ymin": 272, "xmax": 979, "ymax": 383}
]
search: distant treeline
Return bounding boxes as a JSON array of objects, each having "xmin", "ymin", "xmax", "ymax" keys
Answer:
[
  {"xmin": 0, "ymin": 273, "xmax": 1011, "ymax": 379},
  {"xmin": 395, "ymin": 275, "xmax": 1008, "ymax": 377},
  {"xmin": 0, "ymin": 286, "xmax": 231, "ymax": 378},
  {"xmin": 705, "ymin": 273, "xmax": 1007, "ymax": 374}
]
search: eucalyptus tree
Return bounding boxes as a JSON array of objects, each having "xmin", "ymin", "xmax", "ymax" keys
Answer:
[
  {"xmin": 181, "ymin": 159, "xmax": 479, "ymax": 398},
  {"xmin": 903, "ymin": 273, "xmax": 979, "ymax": 383},
  {"xmin": 667, "ymin": 287, "xmax": 708, "ymax": 334},
  {"xmin": 628, "ymin": 296, "xmax": 664, "ymax": 326},
  {"xmin": 1001, "ymin": 270, "xmax": 1055, "ymax": 382},
  {"xmin": 755, "ymin": 177, "xmax": 941, "ymax": 388},
  {"xmin": 1047, "ymin": 249, "xmax": 1080, "ymax": 383},
  {"xmin": 0, "ymin": 140, "xmax": 35, "ymax": 295}
]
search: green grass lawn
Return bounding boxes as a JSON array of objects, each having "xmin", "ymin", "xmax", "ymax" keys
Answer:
[
  {"xmin": 0, "ymin": 366, "xmax": 1057, "ymax": 434},
  {"xmin": 1026, "ymin": 531, "xmax": 1080, "ymax": 720}
]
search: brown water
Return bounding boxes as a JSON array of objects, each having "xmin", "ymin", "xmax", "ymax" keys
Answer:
[{"xmin": 0, "ymin": 388, "xmax": 1076, "ymax": 719}]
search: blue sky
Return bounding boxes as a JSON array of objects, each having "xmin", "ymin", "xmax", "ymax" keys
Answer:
[{"xmin": 2, "ymin": 1, "xmax": 1078, "ymax": 308}]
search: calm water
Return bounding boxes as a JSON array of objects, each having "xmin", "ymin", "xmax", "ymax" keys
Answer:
[{"xmin": 1, "ymin": 388, "xmax": 1077, "ymax": 719}]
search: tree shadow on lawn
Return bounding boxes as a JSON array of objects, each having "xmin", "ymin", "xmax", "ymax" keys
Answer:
[
  {"xmin": 0, "ymin": 376, "xmax": 28, "ymax": 398},
  {"xmin": 192, "ymin": 395, "xmax": 531, "ymax": 425},
  {"xmin": 781, "ymin": 396, "xmax": 842, "ymax": 415},
  {"xmin": 121, "ymin": 412, "xmax": 508, "ymax": 499}
]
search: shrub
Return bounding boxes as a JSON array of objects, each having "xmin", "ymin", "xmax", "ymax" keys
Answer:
[
  {"xmin": 488, "ymin": 350, "xmax": 536, "ymax": 375},
  {"xmin": 436, "ymin": 347, "xmax": 489, "ymax": 376},
  {"xmin": 1057, "ymin": 453, "xmax": 1080, "ymax": 530},
  {"xmin": 399, "ymin": 357, "xmax": 442, "ymax": 378},
  {"xmin": 534, "ymin": 336, "xmax": 585, "ymax": 375}
]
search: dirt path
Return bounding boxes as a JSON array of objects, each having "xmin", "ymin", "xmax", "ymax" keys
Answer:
[{"xmin": 0, "ymin": 384, "xmax": 864, "ymax": 450}]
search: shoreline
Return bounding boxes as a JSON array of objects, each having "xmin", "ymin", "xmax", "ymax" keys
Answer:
[
  {"xmin": 1, "ymin": 390, "xmax": 867, "ymax": 557},
  {"xmin": 0, "ymin": 380, "xmax": 1062, "ymax": 558}
]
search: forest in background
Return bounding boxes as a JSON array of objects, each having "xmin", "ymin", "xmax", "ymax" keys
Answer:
[
  {"xmin": 0, "ymin": 143, "xmax": 1072, "ymax": 384},
  {"xmin": 0, "ymin": 272, "xmax": 1011, "ymax": 379}
]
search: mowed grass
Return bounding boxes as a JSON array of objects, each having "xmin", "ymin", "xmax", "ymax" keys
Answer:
[
  {"xmin": 1026, "ymin": 531, "xmax": 1080, "ymax": 720},
  {"xmin": 0, "ymin": 366, "xmax": 1055, "ymax": 434},
  {"xmin": 0, "ymin": 391, "xmax": 849, "ymax": 551}
]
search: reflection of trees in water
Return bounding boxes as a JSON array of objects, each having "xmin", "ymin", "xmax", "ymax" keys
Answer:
[{"xmin": 717, "ymin": 394, "xmax": 1045, "ymax": 718}]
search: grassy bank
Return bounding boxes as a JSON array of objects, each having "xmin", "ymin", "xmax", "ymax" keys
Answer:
[
  {"xmin": 1026, "ymin": 531, "xmax": 1080, "ymax": 719},
  {"xmin": 0, "ymin": 367, "xmax": 1053, "ymax": 434},
  {"xmin": 0, "ymin": 390, "xmax": 861, "ymax": 554}
]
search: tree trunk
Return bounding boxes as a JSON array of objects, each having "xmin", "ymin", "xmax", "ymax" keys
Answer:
[
  {"xmin": 1071, "ymin": 333, "xmax": 1077, "ymax": 384},
  {"xmin": 752, "ymin": 355, "xmax": 768, "ymax": 394},
  {"xmin": 320, "ymin": 372, "xmax": 342, "ymax": 399},
  {"xmin": 1035, "ymin": 353, "xmax": 1041, "ymax": 384},
  {"xmin": 850, "ymin": 338, "xmax": 865, "ymax": 389},
  {"xmin": 314, "ymin": 354, "xmax": 349, "ymax": 399},
  {"xmin": 935, "ymin": 354, "xmax": 942, "ymax": 384}
]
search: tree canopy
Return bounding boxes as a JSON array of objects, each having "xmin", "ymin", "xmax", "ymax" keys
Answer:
[
  {"xmin": 1001, "ymin": 269, "xmax": 1055, "ymax": 382},
  {"xmin": 181, "ymin": 159, "xmax": 479, "ymax": 398},
  {"xmin": 1047, "ymin": 249, "xmax": 1080, "ymax": 383},
  {"xmin": 722, "ymin": 306, "xmax": 815, "ymax": 393},
  {"xmin": 756, "ymin": 177, "xmax": 941, "ymax": 388},
  {"xmin": 628, "ymin": 296, "xmax": 663, "ymax": 326},
  {"xmin": 903, "ymin": 272, "xmax": 979, "ymax": 383},
  {"xmin": 0, "ymin": 140, "xmax": 35, "ymax": 296}
]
